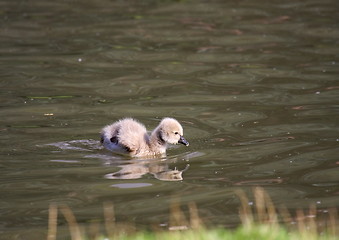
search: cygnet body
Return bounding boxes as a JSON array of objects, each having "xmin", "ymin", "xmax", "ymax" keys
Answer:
[{"xmin": 100, "ymin": 118, "xmax": 189, "ymax": 157}]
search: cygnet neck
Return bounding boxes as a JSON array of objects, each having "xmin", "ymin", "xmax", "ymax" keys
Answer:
[{"xmin": 149, "ymin": 128, "xmax": 167, "ymax": 153}]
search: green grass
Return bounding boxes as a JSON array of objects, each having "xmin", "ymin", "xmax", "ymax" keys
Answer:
[
  {"xmin": 47, "ymin": 187, "xmax": 338, "ymax": 240},
  {"xmin": 95, "ymin": 224, "xmax": 337, "ymax": 240}
]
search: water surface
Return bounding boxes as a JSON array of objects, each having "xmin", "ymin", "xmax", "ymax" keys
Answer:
[{"xmin": 1, "ymin": 0, "xmax": 338, "ymax": 238}]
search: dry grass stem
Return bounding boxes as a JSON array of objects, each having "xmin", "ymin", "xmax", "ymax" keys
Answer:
[
  {"xmin": 169, "ymin": 201, "xmax": 188, "ymax": 231},
  {"xmin": 59, "ymin": 205, "xmax": 82, "ymax": 240},
  {"xmin": 235, "ymin": 189, "xmax": 253, "ymax": 227},
  {"xmin": 307, "ymin": 204, "xmax": 317, "ymax": 236},
  {"xmin": 47, "ymin": 203, "xmax": 58, "ymax": 240},
  {"xmin": 89, "ymin": 221, "xmax": 100, "ymax": 240},
  {"xmin": 328, "ymin": 208, "xmax": 337, "ymax": 236},
  {"xmin": 278, "ymin": 204, "xmax": 292, "ymax": 224},
  {"xmin": 262, "ymin": 188, "xmax": 278, "ymax": 224},
  {"xmin": 254, "ymin": 187, "xmax": 266, "ymax": 223},
  {"xmin": 296, "ymin": 209, "xmax": 306, "ymax": 234},
  {"xmin": 104, "ymin": 201, "xmax": 116, "ymax": 237},
  {"xmin": 188, "ymin": 202, "xmax": 203, "ymax": 229}
]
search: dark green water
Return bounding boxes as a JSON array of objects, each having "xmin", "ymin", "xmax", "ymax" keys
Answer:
[{"xmin": 1, "ymin": 0, "xmax": 339, "ymax": 238}]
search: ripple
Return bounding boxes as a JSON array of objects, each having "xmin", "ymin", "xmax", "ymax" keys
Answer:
[
  {"xmin": 247, "ymin": 123, "xmax": 336, "ymax": 138},
  {"xmin": 301, "ymin": 167, "xmax": 339, "ymax": 184},
  {"xmin": 152, "ymin": 62, "xmax": 213, "ymax": 75},
  {"xmin": 272, "ymin": 83, "xmax": 320, "ymax": 90},
  {"xmin": 252, "ymin": 148, "xmax": 339, "ymax": 176},
  {"xmin": 209, "ymin": 34, "xmax": 288, "ymax": 46},
  {"xmin": 200, "ymin": 73, "xmax": 258, "ymax": 86},
  {"xmin": 196, "ymin": 111, "xmax": 267, "ymax": 132},
  {"xmin": 95, "ymin": 77, "xmax": 180, "ymax": 97},
  {"xmin": 104, "ymin": 50, "xmax": 181, "ymax": 62},
  {"xmin": 41, "ymin": 139, "xmax": 101, "ymax": 151}
]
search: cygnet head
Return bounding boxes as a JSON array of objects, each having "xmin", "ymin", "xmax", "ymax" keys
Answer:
[{"xmin": 157, "ymin": 118, "xmax": 189, "ymax": 146}]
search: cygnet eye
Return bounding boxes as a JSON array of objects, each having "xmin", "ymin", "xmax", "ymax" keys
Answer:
[{"xmin": 174, "ymin": 132, "xmax": 179, "ymax": 135}]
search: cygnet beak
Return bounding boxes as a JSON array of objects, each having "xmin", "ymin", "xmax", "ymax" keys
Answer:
[{"xmin": 178, "ymin": 135, "xmax": 189, "ymax": 146}]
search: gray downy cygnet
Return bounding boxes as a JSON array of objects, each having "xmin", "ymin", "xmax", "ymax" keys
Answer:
[{"xmin": 100, "ymin": 118, "xmax": 189, "ymax": 157}]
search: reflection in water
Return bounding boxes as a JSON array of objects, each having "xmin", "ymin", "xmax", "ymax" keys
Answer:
[
  {"xmin": 111, "ymin": 183, "xmax": 153, "ymax": 189},
  {"xmin": 42, "ymin": 140, "xmax": 201, "ymax": 181},
  {"xmin": 105, "ymin": 162, "xmax": 190, "ymax": 181}
]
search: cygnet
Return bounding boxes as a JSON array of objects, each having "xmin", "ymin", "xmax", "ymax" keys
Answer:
[{"xmin": 100, "ymin": 118, "xmax": 189, "ymax": 157}]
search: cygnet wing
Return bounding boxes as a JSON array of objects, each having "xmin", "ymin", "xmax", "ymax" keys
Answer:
[{"xmin": 117, "ymin": 119, "xmax": 148, "ymax": 152}]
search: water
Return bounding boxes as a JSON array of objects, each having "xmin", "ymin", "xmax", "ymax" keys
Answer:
[{"xmin": 1, "ymin": 0, "xmax": 339, "ymax": 238}]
